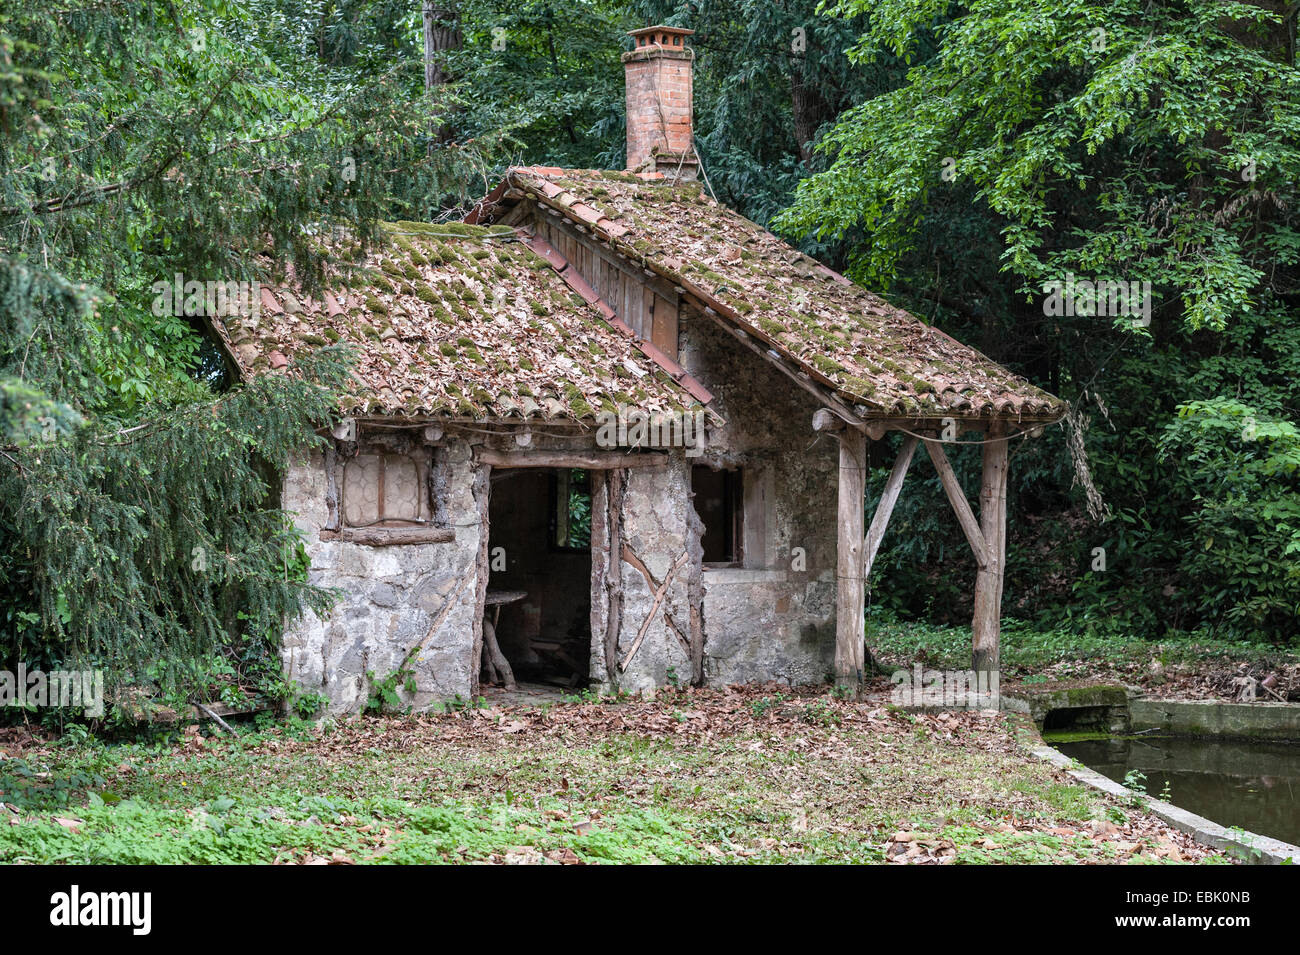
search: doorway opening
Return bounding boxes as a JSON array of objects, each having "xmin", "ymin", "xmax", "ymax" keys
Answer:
[{"xmin": 486, "ymin": 468, "xmax": 592, "ymax": 689}]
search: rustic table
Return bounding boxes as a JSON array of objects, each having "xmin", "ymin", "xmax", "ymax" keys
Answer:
[{"xmin": 481, "ymin": 589, "xmax": 526, "ymax": 690}]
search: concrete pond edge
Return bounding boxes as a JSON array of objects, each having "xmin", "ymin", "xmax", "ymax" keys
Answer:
[{"xmin": 1027, "ymin": 740, "xmax": 1299, "ymax": 865}]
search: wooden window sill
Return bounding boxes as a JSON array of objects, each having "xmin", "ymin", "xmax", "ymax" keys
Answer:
[{"xmin": 319, "ymin": 526, "xmax": 455, "ymax": 546}]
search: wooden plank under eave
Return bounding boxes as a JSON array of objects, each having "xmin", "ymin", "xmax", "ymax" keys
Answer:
[
  {"xmin": 475, "ymin": 449, "xmax": 670, "ymax": 469},
  {"xmin": 623, "ymin": 273, "xmax": 639, "ymax": 338},
  {"xmin": 651, "ymin": 293, "xmax": 678, "ymax": 359}
]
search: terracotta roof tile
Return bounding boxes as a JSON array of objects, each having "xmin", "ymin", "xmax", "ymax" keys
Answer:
[
  {"xmin": 216, "ymin": 222, "xmax": 701, "ymax": 422},
  {"xmin": 501, "ymin": 167, "xmax": 1065, "ymax": 420}
]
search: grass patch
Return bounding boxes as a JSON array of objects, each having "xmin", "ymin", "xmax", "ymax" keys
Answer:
[
  {"xmin": 0, "ymin": 688, "xmax": 1228, "ymax": 864},
  {"xmin": 868, "ymin": 609, "xmax": 1298, "ymax": 677}
]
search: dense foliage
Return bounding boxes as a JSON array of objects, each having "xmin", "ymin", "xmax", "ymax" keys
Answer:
[
  {"xmin": 1, "ymin": 0, "xmax": 1295, "ymax": 722},
  {"xmin": 0, "ymin": 0, "xmax": 494, "ymax": 709},
  {"xmin": 779, "ymin": 0, "xmax": 1300, "ymax": 644}
]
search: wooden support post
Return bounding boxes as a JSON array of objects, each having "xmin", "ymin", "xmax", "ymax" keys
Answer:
[
  {"xmin": 972, "ymin": 423, "xmax": 1009, "ymax": 674},
  {"xmin": 835, "ymin": 428, "xmax": 867, "ymax": 694},
  {"xmin": 603, "ymin": 469, "xmax": 625, "ymax": 683},
  {"xmin": 469, "ymin": 461, "xmax": 491, "ymax": 698}
]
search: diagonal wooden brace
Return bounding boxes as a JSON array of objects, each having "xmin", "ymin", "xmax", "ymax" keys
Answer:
[{"xmin": 923, "ymin": 439, "xmax": 989, "ymax": 569}]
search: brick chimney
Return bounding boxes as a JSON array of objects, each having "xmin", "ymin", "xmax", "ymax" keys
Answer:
[{"xmin": 623, "ymin": 26, "xmax": 698, "ymax": 179}]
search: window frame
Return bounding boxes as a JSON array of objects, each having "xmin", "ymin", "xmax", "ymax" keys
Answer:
[
  {"xmin": 692, "ymin": 465, "xmax": 744, "ymax": 568},
  {"xmin": 549, "ymin": 468, "xmax": 592, "ymax": 552}
]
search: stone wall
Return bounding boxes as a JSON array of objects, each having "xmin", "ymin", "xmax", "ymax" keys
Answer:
[
  {"xmin": 280, "ymin": 436, "xmax": 483, "ymax": 714},
  {"xmin": 611, "ymin": 457, "xmax": 695, "ymax": 693},
  {"xmin": 678, "ymin": 308, "xmax": 840, "ymax": 687},
  {"xmin": 281, "ymin": 303, "xmax": 845, "ymax": 710}
]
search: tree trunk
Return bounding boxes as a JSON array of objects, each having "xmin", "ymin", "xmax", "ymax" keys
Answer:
[
  {"xmin": 791, "ymin": 69, "xmax": 831, "ymax": 165},
  {"xmin": 423, "ymin": 3, "xmax": 462, "ymax": 142}
]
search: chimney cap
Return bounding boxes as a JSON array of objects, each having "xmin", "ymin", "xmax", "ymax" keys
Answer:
[{"xmin": 628, "ymin": 25, "xmax": 694, "ymax": 49}]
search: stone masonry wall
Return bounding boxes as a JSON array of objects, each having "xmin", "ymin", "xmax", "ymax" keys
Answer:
[
  {"xmin": 610, "ymin": 456, "xmax": 695, "ymax": 693},
  {"xmin": 678, "ymin": 308, "xmax": 840, "ymax": 686},
  {"xmin": 280, "ymin": 436, "xmax": 483, "ymax": 714}
]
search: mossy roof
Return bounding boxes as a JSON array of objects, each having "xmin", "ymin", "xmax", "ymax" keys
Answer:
[
  {"xmin": 482, "ymin": 167, "xmax": 1064, "ymax": 420},
  {"xmin": 215, "ymin": 221, "xmax": 699, "ymax": 421}
]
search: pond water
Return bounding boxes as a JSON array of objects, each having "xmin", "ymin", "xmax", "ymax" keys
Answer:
[{"xmin": 1054, "ymin": 735, "xmax": 1300, "ymax": 846}]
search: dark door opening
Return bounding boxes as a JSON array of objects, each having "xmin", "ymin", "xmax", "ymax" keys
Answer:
[{"xmin": 486, "ymin": 468, "xmax": 592, "ymax": 689}]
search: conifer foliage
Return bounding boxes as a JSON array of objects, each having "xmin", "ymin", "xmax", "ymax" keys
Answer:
[{"xmin": 0, "ymin": 1, "xmax": 488, "ymax": 698}]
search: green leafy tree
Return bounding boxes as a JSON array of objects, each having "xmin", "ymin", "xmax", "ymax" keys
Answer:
[
  {"xmin": 778, "ymin": 0, "xmax": 1300, "ymax": 643},
  {"xmin": 779, "ymin": 0, "xmax": 1300, "ymax": 332}
]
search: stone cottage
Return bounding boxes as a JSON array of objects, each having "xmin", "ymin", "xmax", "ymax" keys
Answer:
[{"xmin": 215, "ymin": 25, "xmax": 1064, "ymax": 714}]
